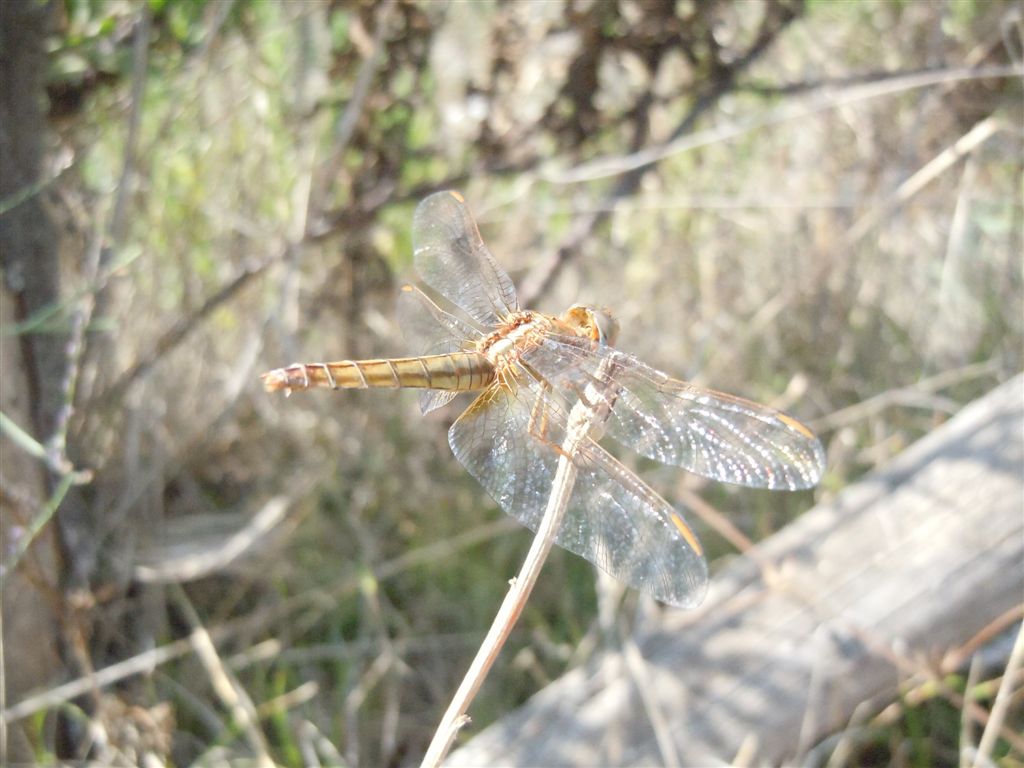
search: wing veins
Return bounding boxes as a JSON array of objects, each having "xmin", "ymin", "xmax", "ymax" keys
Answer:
[
  {"xmin": 448, "ymin": 372, "xmax": 708, "ymax": 607},
  {"xmin": 523, "ymin": 334, "xmax": 825, "ymax": 489}
]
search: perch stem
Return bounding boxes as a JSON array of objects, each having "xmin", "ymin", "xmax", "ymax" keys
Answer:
[{"xmin": 420, "ymin": 368, "xmax": 613, "ymax": 768}]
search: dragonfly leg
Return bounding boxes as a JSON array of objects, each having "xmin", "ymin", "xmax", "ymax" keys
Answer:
[
  {"xmin": 503, "ymin": 367, "xmax": 519, "ymax": 397},
  {"xmin": 529, "ymin": 427, "xmax": 575, "ymax": 463},
  {"xmin": 525, "ymin": 386, "xmax": 582, "ymax": 464},
  {"xmin": 526, "ymin": 389, "xmax": 551, "ymax": 441}
]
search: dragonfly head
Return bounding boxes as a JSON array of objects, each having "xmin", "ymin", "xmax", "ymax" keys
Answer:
[{"xmin": 563, "ymin": 304, "xmax": 619, "ymax": 346}]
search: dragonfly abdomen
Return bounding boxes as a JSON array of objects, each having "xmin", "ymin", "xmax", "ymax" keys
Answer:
[{"xmin": 261, "ymin": 353, "xmax": 494, "ymax": 394}]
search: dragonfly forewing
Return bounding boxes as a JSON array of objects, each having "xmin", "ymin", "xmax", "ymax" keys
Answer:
[
  {"xmin": 413, "ymin": 191, "xmax": 519, "ymax": 326},
  {"xmin": 523, "ymin": 335, "xmax": 825, "ymax": 490}
]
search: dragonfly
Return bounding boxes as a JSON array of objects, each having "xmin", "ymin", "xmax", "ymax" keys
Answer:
[{"xmin": 262, "ymin": 190, "xmax": 825, "ymax": 608}]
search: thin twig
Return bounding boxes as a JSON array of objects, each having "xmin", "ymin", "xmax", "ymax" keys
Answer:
[
  {"xmin": 255, "ymin": 680, "xmax": 319, "ymax": 720},
  {"xmin": 732, "ymin": 65, "xmax": 975, "ymax": 96},
  {"xmin": 170, "ymin": 584, "xmax": 274, "ymax": 767},
  {"xmin": 972, "ymin": 619, "xmax": 1024, "ymax": 767},
  {"xmin": 820, "ymin": 700, "xmax": 881, "ymax": 768},
  {"xmin": 620, "ymin": 623, "xmax": 681, "ymax": 768},
  {"xmin": 420, "ymin": 362, "xmax": 617, "ymax": 768},
  {"xmin": 518, "ymin": 4, "xmax": 801, "ymax": 307},
  {"xmin": 344, "ymin": 650, "xmax": 395, "ymax": 766},
  {"xmin": 541, "ymin": 66, "xmax": 1020, "ymax": 188},
  {"xmin": 97, "ymin": 255, "xmax": 271, "ymax": 407},
  {"xmin": 795, "ymin": 627, "xmax": 830, "ymax": 764},
  {"xmin": 960, "ymin": 654, "xmax": 983, "ymax": 768},
  {"xmin": 1, "ymin": 625, "xmax": 196, "ymax": 725},
  {"xmin": 39, "ymin": 190, "xmax": 106, "ymax": 483},
  {"xmin": 0, "ymin": 411, "xmax": 89, "ymax": 483},
  {"xmin": 307, "ymin": 0, "xmax": 396, "ymax": 221},
  {"xmin": 0, "ymin": 473, "xmax": 75, "ymax": 582},
  {"xmin": 942, "ymin": 604, "xmax": 1024, "ymax": 674},
  {"xmin": 418, "ymin": 437, "xmax": 579, "ymax": 767},
  {"xmin": 131, "ymin": 496, "xmax": 293, "ymax": 583},
  {"xmin": 810, "ymin": 360, "xmax": 1002, "ymax": 432},
  {"xmin": 839, "ymin": 619, "xmax": 1024, "ymax": 755},
  {"xmin": 843, "ymin": 114, "xmax": 1006, "ymax": 247},
  {"xmin": 297, "ymin": 718, "xmax": 347, "ymax": 767},
  {"xmin": 107, "ymin": 6, "xmax": 150, "ymax": 248},
  {"xmin": 674, "ymin": 485, "xmax": 755, "ymax": 554}
]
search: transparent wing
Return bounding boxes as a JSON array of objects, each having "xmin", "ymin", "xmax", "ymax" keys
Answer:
[
  {"xmin": 448, "ymin": 381, "xmax": 708, "ymax": 608},
  {"xmin": 523, "ymin": 336, "xmax": 825, "ymax": 490},
  {"xmin": 397, "ymin": 284, "xmax": 484, "ymax": 414},
  {"xmin": 397, "ymin": 284, "xmax": 483, "ymax": 355},
  {"xmin": 412, "ymin": 191, "xmax": 519, "ymax": 326}
]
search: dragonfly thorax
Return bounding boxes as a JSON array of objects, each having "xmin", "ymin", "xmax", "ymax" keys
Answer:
[{"xmin": 478, "ymin": 311, "xmax": 554, "ymax": 369}]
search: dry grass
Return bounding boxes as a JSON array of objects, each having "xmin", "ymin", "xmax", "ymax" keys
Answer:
[{"xmin": 2, "ymin": 1, "xmax": 1021, "ymax": 765}]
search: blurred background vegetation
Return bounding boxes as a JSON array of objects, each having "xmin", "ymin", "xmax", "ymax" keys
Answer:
[{"xmin": 1, "ymin": 0, "xmax": 1021, "ymax": 765}]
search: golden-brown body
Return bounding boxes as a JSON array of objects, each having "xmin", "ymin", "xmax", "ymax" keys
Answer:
[{"xmin": 261, "ymin": 307, "xmax": 606, "ymax": 396}]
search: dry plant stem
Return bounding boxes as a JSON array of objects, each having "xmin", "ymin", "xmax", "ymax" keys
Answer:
[
  {"xmin": 1, "ymin": 629, "xmax": 194, "ymax": 725},
  {"xmin": 812, "ymin": 359, "xmax": 1000, "ymax": 432},
  {"xmin": 821, "ymin": 700, "xmax": 877, "ymax": 768},
  {"xmin": 542, "ymin": 66, "xmax": 1019, "ymax": 187},
  {"xmin": 419, "ymin": 451, "xmax": 578, "ymax": 768},
  {"xmin": 420, "ymin": 377, "xmax": 615, "ymax": 768},
  {"xmin": 0, "ymin": 472, "xmax": 75, "ymax": 580},
  {"xmin": 99, "ymin": 256, "xmax": 270, "ymax": 407},
  {"xmin": 959, "ymin": 654, "xmax": 983, "ymax": 768},
  {"xmin": 107, "ymin": 6, "xmax": 149, "ymax": 246},
  {"xmin": 943, "ymin": 604, "xmax": 1024, "ymax": 674},
  {"xmin": 0, "ymin": 583, "xmax": 5, "ymax": 760},
  {"xmin": 170, "ymin": 584, "xmax": 274, "ymax": 768},
  {"xmin": 843, "ymin": 114, "xmax": 1003, "ymax": 246},
  {"xmin": 620, "ymin": 622, "xmax": 680, "ymax": 768},
  {"xmin": 132, "ymin": 496, "xmax": 292, "ymax": 583},
  {"xmin": 308, "ymin": 0, "xmax": 395, "ymax": 217},
  {"xmin": 972, "ymin": 618, "xmax": 1024, "ymax": 768},
  {"xmin": 35, "ymin": 206, "xmax": 105, "ymax": 484}
]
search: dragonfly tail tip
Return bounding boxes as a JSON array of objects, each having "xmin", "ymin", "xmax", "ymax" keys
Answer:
[{"xmin": 261, "ymin": 369, "xmax": 292, "ymax": 394}]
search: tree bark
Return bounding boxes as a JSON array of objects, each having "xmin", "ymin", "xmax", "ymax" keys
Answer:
[{"xmin": 1, "ymin": 1, "xmax": 76, "ymax": 761}]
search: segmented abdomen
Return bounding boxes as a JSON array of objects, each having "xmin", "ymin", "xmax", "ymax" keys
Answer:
[{"xmin": 261, "ymin": 353, "xmax": 495, "ymax": 394}]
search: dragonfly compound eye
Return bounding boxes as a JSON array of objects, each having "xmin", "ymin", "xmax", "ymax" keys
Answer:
[
  {"xmin": 591, "ymin": 308, "xmax": 619, "ymax": 346},
  {"xmin": 563, "ymin": 305, "xmax": 618, "ymax": 345}
]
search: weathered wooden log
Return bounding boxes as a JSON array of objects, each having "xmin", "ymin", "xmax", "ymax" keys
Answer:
[{"xmin": 448, "ymin": 375, "xmax": 1024, "ymax": 767}]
